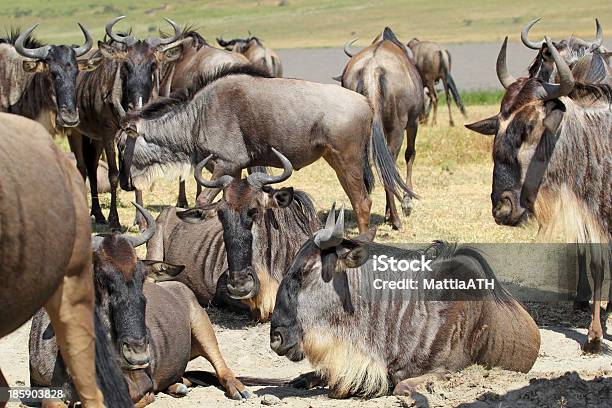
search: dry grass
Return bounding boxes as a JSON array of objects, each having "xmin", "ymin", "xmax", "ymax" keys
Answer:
[{"xmin": 78, "ymin": 104, "xmax": 538, "ymax": 248}]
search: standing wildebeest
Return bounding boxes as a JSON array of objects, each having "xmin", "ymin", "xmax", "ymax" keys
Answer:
[
  {"xmin": 0, "ymin": 24, "xmax": 96, "ymax": 131},
  {"xmin": 119, "ymin": 64, "xmax": 414, "ymax": 233},
  {"xmin": 0, "ymin": 113, "xmax": 131, "ymax": 408},
  {"xmin": 217, "ymin": 35, "xmax": 282, "ymax": 77},
  {"xmin": 30, "ymin": 203, "xmax": 251, "ymax": 406},
  {"xmin": 69, "ymin": 16, "xmax": 183, "ymax": 228},
  {"xmin": 147, "ymin": 150, "xmax": 319, "ymax": 321},
  {"xmin": 336, "ymin": 27, "xmax": 423, "ymax": 228},
  {"xmin": 407, "ymin": 38, "xmax": 466, "ymax": 126},
  {"xmin": 270, "ymin": 204, "xmax": 540, "ymax": 398},
  {"xmin": 466, "ymin": 38, "xmax": 611, "ymax": 352}
]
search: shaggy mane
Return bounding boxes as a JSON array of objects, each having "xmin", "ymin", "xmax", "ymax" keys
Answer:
[
  {"xmin": 0, "ymin": 27, "xmax": 45, "ymax": 48},
  {"xmin": 137, "ymin": 64, "xmax": 272, "ymax": 120}
]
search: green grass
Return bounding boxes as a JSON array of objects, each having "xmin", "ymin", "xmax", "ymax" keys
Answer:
[{"xmin": 2, "ymin": 0, "xmax": 610, "ymax": 48}]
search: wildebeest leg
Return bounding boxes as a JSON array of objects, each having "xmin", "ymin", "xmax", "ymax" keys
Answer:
[
  {"xmin": 102, "ymin": 138, "xmax": 121, "ymax": 229},
  {"xmin": 323, "ymin": 151, "xmax": 371, "ymax": 234},
  {"xmin": 426, "ymin": 82, "xmax": 438, "ymax": 126},
  {"xmin": 134, "ymin": 190, "xmax": 146, "ymax": 232},
  {"xmin": 402, "ymin": 120, "xmax": 418, "ymax": 217},
  {"xmin": 607, "ymin": 251, "xmax": 612, "ymax": 313},
  {"xmin": 0, "ymin": 369, "xmax": 7, "ymax": 408},
  {"xmin": 584, "ymin": 243, "xmax": 605, "ymax": 353},
  {"xmin": 289, "ymin": 371, "xmax": 325, "ymax": 389},
  {"xmin": 84, "ymin": 139, "xmax": 106, "ymax": 225},
  {"xmin": 68, "ymin": 133, "xmax": 87, "ymax": 180},
  {"xmin": 176, "ymin": 178, "xmax": 189, "ymax": 208},
  {"xmin": 187, "ymin": 298, "xmax": 251, "ymax": 400},
  {"xmin": 574, "ymin": 245, "xmax": 591, "ymax": 311},
  {"xmin": 442, "ymin": 80, "xmax": 454, "ymax": 127},
  {"xmin": 44, "ymin": 257, "xmax": 104, "ymax": 407},
  {"xmin": 384, "ymin": 127, "xmax": 404, "ymax": 229},
  {"xmin": 392, "ymin": 372, "xmax": 448, "ymax": 396}
]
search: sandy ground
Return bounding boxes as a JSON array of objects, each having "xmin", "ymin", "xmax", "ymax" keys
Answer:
[{"xmin": 2, "ymin": 303, "xmax": 610, "ymax": 408}]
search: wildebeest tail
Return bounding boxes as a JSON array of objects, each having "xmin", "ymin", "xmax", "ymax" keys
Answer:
[
  {"xmin": 184, "ymin": 370, "xmax": 290, "ymax": 387},
  {"xmin": 439, "ymin": 50, "xmax": 466, "ymax": 116},
  {"xmin": 94, "ymin": 308, "xmax": 133, "ymax": 407}
]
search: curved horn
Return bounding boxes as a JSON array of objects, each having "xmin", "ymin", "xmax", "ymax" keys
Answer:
[
  {"xmin": 216, "ymin": 37, "xmax": 228, "ymax": 47},
  {"xmin": 538, "ymin": 36, "xmax": 575, "ymax": 100},
  {"xmin": 497, "ymin": 37, "xmax": 516, "ymax": 89},
  {"xmin": 588, "ymin": 18, "xmax": 604, "ymax": 51},
  {"xmin": 125, "ymin": 202, "xmax": 156, "ymax": 248},
  {"xmin": 15, "ymin": 25, "xmax": 51, "ymax": 60},
  {"xmin": 246, "ymin": 148, "xmax": 293, "ymax": 188},
  {"xmin": 343, "ymin": 38, "xmax": 358, "ymax": 57},
  {"xmin": 314, "ymin": 203, "xmax": 345, "ymax": 249},
  {"xmin": 105, "ymin": 16, "xmax": 129, "ymax": 44},
  {"xmin": 73, "ymin": 22, "xmax": 93, "ymax": 57},
  {"xmin": 157, "ymin": 18, "xmax": 182, "ymax": 45},
  {"xmin": 194, "ymin": 155, "xmax": 234, "ymax": 188},
  {"xmin": 521, "ymin": 18, "xmax": 545, "ymax": 50}
]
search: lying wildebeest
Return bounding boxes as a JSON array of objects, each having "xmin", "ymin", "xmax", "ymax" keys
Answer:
[
  {"xmin": 407, "ymin": 38, "xmax": 466, "ymax": 126},
  {"xmin": 0, "ymin": 112, "xmax": 130, "ymax": 407},
  {"xmin": 147, "ymin": 149, "xmax": 319, "ymax": 321},
  {"xmin": 217, "ymin": 35, "xmax": 282, "ymax": 77},
  {"xmin": 335, "ymin": 27, "xmax": 423, "ymax": 229},
  {"xmin": 119, "ymin": 64, "xmax": 414, "ymax": 233},
  {"xmin": 0, "ymin": 24, "xmax": 97, "ymax": 131},
  {"xmin": 466, "ymin": 38, "xmax": 611, "ymax": 352},
  {"xmin": 68, "ymin": 16, "xmax": 183, "ymax": 228},
  {"xmin": 30, "ymin": 203, "xmax": 251, "ymax": 406},
  {"xmin": 270, "ymin": 204, "xmax": 540, "ymax": 398},
  {"xmin": 522, "ymin": 18, "xmax": 609, "ymax": 82}
]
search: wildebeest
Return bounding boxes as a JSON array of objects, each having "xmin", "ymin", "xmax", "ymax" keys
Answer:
[
  {"xmin": 270, "ymin": 204, "xmax": 540, "ymax": 398},
  {"xmin": 68, "ymin": 16, "xmax": 183, "ymax": 228},
  {"xmin": 465, "ymin": 38, "xmax": 611, "ymax": 352},
  {"xmin": 217, "ymin": 35, "xmax": 282, "ymax": 77},
  {"xmin": 147, "ymin": 150, "xmax": 319, "ymax": 321},
  {"xmin": 0, "ymin": 112, "xmax": 130, "ymax": 407},
  {"xmin": 407, "ymin": 38, "xmax": 466, "ymax": 126},
  {"xmin": 30, "ymin": 203, "xmax": 251, "ymax": 406},
  {"xmin": 336, "ymin": 27, "xmax": 423, "ymax": 228},
  {"xmin": 0, "ymin": 24, "xmax": 96, "ymax": 131},
  {"xmin": 119, "ymin": 64, "xmax": 414, "ymax": 233},
  {"xmin": 522, "ymin": 18, "xmax": 609, "ymax": 82}
]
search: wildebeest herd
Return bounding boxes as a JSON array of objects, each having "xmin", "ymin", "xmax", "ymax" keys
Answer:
[{"xmin": 0, "ymin": 14, "xmax": 609, "ymax": 407}]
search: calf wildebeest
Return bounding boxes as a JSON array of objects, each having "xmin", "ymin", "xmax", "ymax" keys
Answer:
[
  {"xmin": 0, "ymin": 24, "xmax": 96, "ymax": 131},
  {"xmin": 0, "ymin": 112, "xmax": 130, "ymax": 407},
  {"xmin": 147, "ymin": 150, "xmax": 319, "ymax": 321},
  {"xmin": 217, "ymin": 35, "xmax": 282, "ymax": 77},
  {"xmin": 119, "ymin": 64, "xmax": 414, "ymax": 233},
  {"xmin": 336, "ymin": 27, "xmax": 423, "ymax": 228},
  {"xmin": 30, "ymin": 203, "xmax": 251, "ymax": 406},
  {"xmin": 522, "ymin": 18, "xmax": 609, "ymax": 82},
  {"xmin": 407, "ymin": 38, "xmax": 466, "ymax": 126},
  {"xmin": 270, "ymin": 204, "xmax": 540, "ymax": 398},
  {"xmin": 466, "ymin": 38, "xmax": 611, "ymax": 352},
  {"xmin": 68, "ymin": 16, "xmax": 183, "ymax": 228}
]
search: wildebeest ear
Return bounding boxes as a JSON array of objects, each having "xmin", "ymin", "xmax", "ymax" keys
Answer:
[
  {"xmin": 270, "ymin": 187, "xmax": 294, "ymax": 208},
  {"xmin": 339, "ymin": 244, "xmax": 369, "ymax": 269},
  {"xmin": 176, "ymin": 205, "xmax": 217, "ymax": 223},
  {"xmin": 142, "ymin": 260, "xmax": 185, "ymax": 282},
  {"xmin": 355, "ymin": 226, "xmax": 377, "ymax": 242},
  {"xmin": 332, "ymin": 74, "xmax": 342, "ymax": 82},
  {"xmin": 465, "ymin": 116, "xmax": 498, "ymax": 136},
  {"xmin": 98, "ymin": 41, "xmax": 127, "ymax": 60},
  {"xmin": 22, "ymin": 60, "xmax": 46, "ymax": 73},
  {"xmin": 77, "ymin": 55, "xmax": 103, "ymax": 72}
]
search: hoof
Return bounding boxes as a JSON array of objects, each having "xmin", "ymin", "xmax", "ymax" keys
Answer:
[
  {"xmin": 289, "ymin": 371, "xmax": 324, "ymax": 389},
  {"xmin": 583, "ymin": 337, "xmax": 602, "ymax": 354},
  {"xmin": 401, "ymin": 195, "xmax": 414, "ymax": 217}
]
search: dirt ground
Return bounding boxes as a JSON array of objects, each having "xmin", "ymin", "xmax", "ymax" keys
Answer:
[{"xmin": 1, "ymin": 302, "xmax": 610, "ymax": 408}]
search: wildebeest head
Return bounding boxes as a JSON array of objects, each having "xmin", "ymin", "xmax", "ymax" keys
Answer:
[
  {"xmin": 177, "ymin": 149, "xmax": 295, "ymax": 300},
  {"xmin": 92, "ymin": 203, "xmax": 184, "ymax": 370},
  {"xmin": 522, "ymin": 18, "xmax": 606, "ymax": 81},
  {"xmin": 465, "ymin": 37, "xmax": 574, "ymax": 226},
  {"xmin": 270, "ymin": 203, "xmax": 374, "ymax": 361},
  {"xmin": 100, "ymin": 16, "xmax": 183, "ymax": 113},
  {"xmin": 14, "ymin": 24, "xmax": 95, "ymax": 127}
]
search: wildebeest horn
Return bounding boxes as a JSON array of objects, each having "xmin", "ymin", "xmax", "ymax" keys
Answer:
[
  {"xmin": 105, "ymin": 16, "xmax": 135, "ymax": 45},
  {"xmin": 343, "ymin": 38, "xmax": 358, "ymax": 57},
  {"xmin": 588, "ymin": 18, "xmax": 604, "ymax": 51},
  {"xmin": 73, "ymin": 23, "xmax": 93, "ymax": 57},
  {"xmin": 521, "ymin": 18, "xmax": 545, "ymax": 50},
  {"xmin": 125, "ymin": 202, "xmax": 156, "ymax": 248},
  {"xmin": 157, "ymin": 18, "xmax": 182, "ymax": 45},
  {"xmin": 15, "ymin": 25, "xmax": 51, "ymax": 60},
  {"xmin": 537, "ymin": 37, "xmax": 575, "ymax": 100},
  {"xmin": 246, "ymin": 148, "xmax": 293, "ymax": 188},
  {"xmin": 497, "ymin": 37, "xmax": 516, "ymax": 89},
  {"xmin": 194, "ymin": 155, "xmax": 234, "ymax": 188},
  {"xmin": 314, "ymin": 202, "xmax": 345, "ymax": 249}
]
